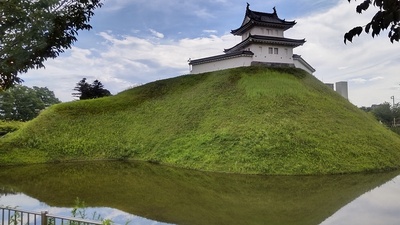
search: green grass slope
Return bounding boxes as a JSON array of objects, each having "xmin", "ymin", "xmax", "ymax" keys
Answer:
[{"xmin": 1, "ymin": 67, "xmax": 400, "ymax": 175}]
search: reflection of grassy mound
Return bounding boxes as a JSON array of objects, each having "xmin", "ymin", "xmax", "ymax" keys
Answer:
[
  {"xmin": 0, "ymin": 162, "xmax": 398, "ymax": 225},
  {"xmin": 1, "ymin": 67, "xmax": 400, "ymax": 174}
]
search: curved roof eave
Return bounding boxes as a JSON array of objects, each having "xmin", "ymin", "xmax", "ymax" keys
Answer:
[
  {"xmin": 231, "ymin": 21, "xmax": 295, "ymax": 35},
  {"xmin": 224, "ymin": 35, "xmax": 305, "ymax": 53}
]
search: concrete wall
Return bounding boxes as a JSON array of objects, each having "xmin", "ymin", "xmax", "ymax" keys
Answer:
[{"xmin": 190, "ymin": 56, "xmax": 253, "ymax": 74}]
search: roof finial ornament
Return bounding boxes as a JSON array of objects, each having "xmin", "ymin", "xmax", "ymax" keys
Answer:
[
  {"xmin": 273, "ymin": 6, "xmax": 277, "ymax": 15},
  {"xmin": 246, "ymin": 2, "xmax": 250, "ymax": 10}
]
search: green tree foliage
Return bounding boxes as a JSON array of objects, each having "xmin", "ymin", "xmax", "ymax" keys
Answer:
[
  {"xmin": 73, "ymin": 78, "xmax": 111, "ymax": 100},
  {"xmin": 345, "ymin": 0, "xmax": 400, "ymax": 43},
  {"xmin": 371, "ymin": 102, "xmax": 393, "ymax": 125},
  {"xmin": 0, "ymin": 85, "xmax": 60, "ymax": 121},
  {"xmin": 0, "ymin": 0, "xmax": 103, "ymax": 90},
  {"xmin": 360, "ymin": 102, "xmax": 400, "ymax": 126},
  {"xmin": 33, "ymin": 86, "xmax": 61, "ymax": 107}
]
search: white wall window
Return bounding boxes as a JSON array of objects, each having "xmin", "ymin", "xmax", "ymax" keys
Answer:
[
  {"xmin": 274, "ymin": 48, "xmax": 278, "ymax": 54},
  {"xmin": 268, "ymin": 47, "xmax": 273, "ymax": 54}
]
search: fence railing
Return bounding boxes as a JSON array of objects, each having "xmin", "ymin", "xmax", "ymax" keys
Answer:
[{"xmin": 0, "ymin": 207, "xmax": 102, "ymax": 225}]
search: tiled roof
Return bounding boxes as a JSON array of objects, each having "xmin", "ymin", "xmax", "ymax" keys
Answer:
[
  {"xmin": 224, "ymin": 35, "xmax": 305, "ymax": 53},
  {"xmin": 189, "ymin": 50, "xmax": 254, "ymax": 65},
  {"xmin": 231, "ymin": 5, "xmax": 296, "ymax": 35}
]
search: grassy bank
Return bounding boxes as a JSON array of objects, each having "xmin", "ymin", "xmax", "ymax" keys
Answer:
[
  {"xmin": 1, "ymin": 67, "xmax": 400, "ymax": 175},
  {"xmin": 0, "ymin": 120, "xmax": 24, "ymax": 136}
]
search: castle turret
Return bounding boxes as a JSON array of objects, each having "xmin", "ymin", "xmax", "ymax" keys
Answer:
[{"xmin": 189, "ymin": 4, "xmax": 315, "ymax": 74}]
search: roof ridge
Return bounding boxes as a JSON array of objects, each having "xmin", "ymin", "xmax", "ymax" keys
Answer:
[{"xmin": 231, "ymin": 4, "xmax": 296, "ymax": 35}]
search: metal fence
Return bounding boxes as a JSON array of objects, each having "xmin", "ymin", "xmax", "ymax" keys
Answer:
[{"xmin": 0, "ymin": 207, "xmax": 102, "ymax": 225}]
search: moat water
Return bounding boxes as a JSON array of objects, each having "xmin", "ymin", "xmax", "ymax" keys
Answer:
[{"xmin": 0, "ymin": 161, "xmax": 399, "ymax": 225}]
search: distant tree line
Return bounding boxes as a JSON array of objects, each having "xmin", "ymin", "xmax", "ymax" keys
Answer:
[
  {"xmin": 360, "ymin": 102, "xmax": 400, "ymax": 127},
  {"xmin": 0, "ymin": 77, "xmax": 112, "ymax": 122},
  {"xmin": 0, "ymin": 85, "xmax": 60, "ymax": 121}
]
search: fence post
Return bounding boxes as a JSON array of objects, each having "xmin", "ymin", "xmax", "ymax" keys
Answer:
[{"xmin": 41, "ymin": 211, "xmax": 48, "ymax": 225}]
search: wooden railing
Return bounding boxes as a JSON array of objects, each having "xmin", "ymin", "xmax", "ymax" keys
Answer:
[{"xmin": 0, "ymin": 207, "xmax": 102, "ymax": 225}]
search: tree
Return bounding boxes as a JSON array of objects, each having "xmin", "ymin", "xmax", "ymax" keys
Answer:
[
  {"xmin": 0, "ymin": 0, "xmax": 103, "ymax": 90},
  {"xmin": 72, "ymin": 78, "xmax": 91, "ymax": 99},
  {"xmin": 0, "ymin": 85, "xmax": 61, "ymax": 121},
  {"xmin": 32, "ymin": 86, "xmax": 61, "ymax": 107},
  {"xmin": 370, "ymin": 102, "xmax": 393, "ymax": 125},
  {"xmin": 344, "ymin": 0, "xmax": 400, "ymax": 43},
  {"xmin": 73, "ymin": 78, "xmax": 111, "ymax": 100}
]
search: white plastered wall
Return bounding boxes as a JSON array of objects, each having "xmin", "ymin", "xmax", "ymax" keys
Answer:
[
  {"xmin": 190, "ymin": 57, "xmax": 253, "ymax": 74},
  {"xmin": 247, "ymin": 44, "xmax": 293, "ymax": 64},
  {"xmin": 293, "ymin": 59, "xmax": 314, "ymax": 74},
  {"xmin": 242, "ymin": 27, "xmax": 284, "ymax": 40}
]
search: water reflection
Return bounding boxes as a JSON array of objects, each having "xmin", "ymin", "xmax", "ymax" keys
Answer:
[
  {"xmin": 0, "ymin": 193, "xmax": 169, "ymax": 225},
  {"xmin": 321, "ymin": 175, "xmax": 400, "ymax": 225},
  {"xmin": 0, "ymin": 161, "xmax": 398, "ymax": 225}
]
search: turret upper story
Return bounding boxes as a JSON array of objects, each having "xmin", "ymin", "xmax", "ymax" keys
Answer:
[{"xmin": 231, "ymin": 3, "xmax": 297, "ymax": 41}]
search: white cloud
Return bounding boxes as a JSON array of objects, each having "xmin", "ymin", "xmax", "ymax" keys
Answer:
[
  {"xmin": 350, "ymin": 77, "xmax": 384, "ymax": 84},
  {"xmin": 203, "ymin": 30, "xmax": 218, "ymax": 33},
  {"xmin": 149, "ymin": 29, "xmax": 165, "ymax": 39},
  {"xmin": 21, "ymin": 0, "xmax": 400, "ymax": 107},
  {"xmin": 370, "ymin": 76, "xmax": 384, "ymax": 81},
  {"xmin": 101, "ymin": 0, "xmax": 133, "ymax": 12},
  {"xmin": 22, "ymin": 33, "xmax": 239, "ymax": 102},
  {"xmin": 350, "ymin": 78, "xmax": 368, "ymax": 84},
  {"xmin": 286, "ymin": 0, "xmax": 400, "ymax": 106},
  {"xmin": 193, "ymin": 8, "xmax": 215, "ymax": 19}
]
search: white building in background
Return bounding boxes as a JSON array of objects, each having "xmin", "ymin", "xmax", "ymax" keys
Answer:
[
  {"xmin": 325, "ymin": 81, "xmax": 349, "ymax": 100},
  {"xmin": 189, "ymin": 3, "xmax": 315, "ymax": 74},
  {"xmin": 335, "ymin": 81, "xmax": 349, "ymax": 100}
]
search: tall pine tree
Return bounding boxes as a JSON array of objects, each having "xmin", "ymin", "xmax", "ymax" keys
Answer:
[{"xmin": 73, "ymin": 78, "xmax": 111, "ymax": 100}]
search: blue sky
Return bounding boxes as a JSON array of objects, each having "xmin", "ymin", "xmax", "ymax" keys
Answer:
[{"xmin": 21, "ymin": 0, "xmax": 400, "ymax": 106}]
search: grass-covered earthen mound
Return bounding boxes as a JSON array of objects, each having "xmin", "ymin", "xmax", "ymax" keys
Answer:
[{"xmin": 1, "ymin": 67, "xmax": 400, "ymax": 175}]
